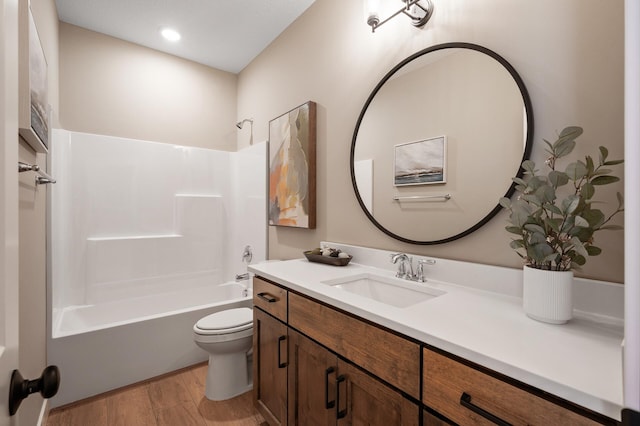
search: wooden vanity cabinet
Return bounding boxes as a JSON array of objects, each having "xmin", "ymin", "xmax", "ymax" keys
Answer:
[
  {"xmin": 287, "ymin": 329, "xmax": 337, "ymax": 425},
  {"xmin": 253, "ymin": 276, "xmax": 420, "ymax": 426},
  {"xmin": 253, "ymin": 278, "xmax": 289, "ymax": 426},
  {"xmin": 253, "ymin": 276, "xmax": 612, "ymax": 426},
  {"xmin": 422, "ymin": 348, "xmax": 608, "ymax": 426},
  {"xmin": 287, "ymin": 329, "xmax": 419, "ymax": 426}
]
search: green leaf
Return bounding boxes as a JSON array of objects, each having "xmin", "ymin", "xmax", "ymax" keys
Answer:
[
  {"xmin": 524, "ymin": 224, "xmax": 546, "ymax": 235},
  {"xmin": 506, "ymin": 226, "xmax": 523, "ymax": 235},
  {"xmin": 565, "ymin": 161, "xmax": 588, "ymax": 180},
  {"xmin": 522, "ymin": 194, "xmax": 542, "ymax": 206},
  {"xmin": 591, "ymin": 175, "xmax": 620, "ymax": 185},
  {"xmin": 572, "ymin": 254, "xmax": 587, "ymax": 266},
  {"xmin": 593, "ymin": 168, "xmax": 613, "ymax": 176},
  {"xmin": 599, "ymin": 146, "xmax": 609, "ymax": 164},
  {"xmin": 569, "ymin": 236, "xmax": 588, "ymax": 256},
  {"xmin": 571, "ymin": 226, "xmax": 594, "ymax": 242},
  {"xmin": 603, "ymin": 159, "xmax": 624, "ymax": 166},
  {"xmin": 554, "ymin": 127, "xmax": 583, "ymax": 157},
  {"xmin": 542, "ymin": 253, "xmax": 561, "ymax": 265},
  {"xmin": 521, "ymin": 160, "xmax": 536, "ymax": 175},
  {"xmin": 574, "ymin": 216, "xmax": 589, "ymax": 227},
  {"xmin": 510, "ymin": 240, "xmax": 525, "ymax": 249},
  {"xmin": 528, "ymin": 242, "xmax": 554, "ymax": 262},
  {"xmin": 599, "ymin": 225, "xmax": 624, "ymax": 231},
  {"xmin": 510, "ymin": 205, "xmax": 531, "ymax": 228},
  {"xmin": 546, "ymin": 218, "xmax": 563, "ymax": 232},
  {"xmin": 586, "ymin": 246, "xmax": 602, "ymax": 256},
  {"xmin": 548, "ymin": 171, "xmax": 569, "ymax": 187},
  {"xmin": 554, "ymin": 139, "xmax": 576, "ymax": 158},
  {"xmin": 561, "ymin": 195, "xmax": 581, "ymax": 214},
  {"xmin": 499, "ymin": 197, "xmax": 511, "ymax": 209},
  {"xmin": 512, "ymin": 177, "xmax": 527, "ymax": 186},
  {"xmin": 617, "ymin": 192, "xmax": 624, "ymax": 208},
  {"xmin": 544, "ymin": 139, "xmax": 554, "ymax": 152},
  {"xmin": 529, "ymin": 232, "xmax": 548, "ymax": 244},
  {"xmin": 546, "ymin": 204, "xmax": 563, "ymax": 215},
  {"xmin": 535, "ymin": 185, "xmax": 556, "ymax": 204},
  {"xmin": 581, "ymin": 182, "xmax": 595, "ymax": 199},
  {"xmin": 558, "ymin": 126, "xmax": 584, "ymax": 140},
  {"xmin": 582, "ymin": 208, "xmax": 605, "ymax": 228},
  {"xmin": 585, "ymin": 156, "xmax": 595, "ymax": 175}
]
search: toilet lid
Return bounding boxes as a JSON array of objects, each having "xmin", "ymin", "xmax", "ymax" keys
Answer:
[{"xmin": 196, "ymin": 308, "xmax": 253, "ymax": 331}]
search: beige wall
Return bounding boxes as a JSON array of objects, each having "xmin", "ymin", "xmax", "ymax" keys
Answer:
[
  {"xmin": 238, "ymin": 0, "xmax": 624, "ymax": 283},
  {"xmin": 18, "ymin": 0, "xmax": 59, "ymax": 424},
  {"xmin": 59, "ymin": 23, "xmax": 238, "ymax": 150}
]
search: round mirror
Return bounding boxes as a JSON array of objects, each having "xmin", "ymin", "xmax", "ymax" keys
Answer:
[{"xmin": 350, "ymin": 43, "xmax": 533, "ymax": 244}]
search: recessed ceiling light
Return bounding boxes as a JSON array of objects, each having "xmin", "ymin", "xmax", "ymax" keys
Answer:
[{"xmin": 161, "ymin": 28, "xmax": 181, "ymax": 42}]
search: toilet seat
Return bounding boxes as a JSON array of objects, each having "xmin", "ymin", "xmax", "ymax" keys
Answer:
[{"xmin": 194, "ymin": 308, "xmax": 253, "ymax": 335}]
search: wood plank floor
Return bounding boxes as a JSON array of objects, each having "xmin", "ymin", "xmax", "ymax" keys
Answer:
[{"xmin": 46, "ymin": 363, "xmax": 266, "ymax": 426}]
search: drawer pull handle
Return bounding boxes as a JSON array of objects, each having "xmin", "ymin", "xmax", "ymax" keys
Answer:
[
  {"xmin": 325, "ymin": 367, "xmax": 336, "ymax": 409},
  {"xmin": 257, "ymin": 292, "xmax": 277, "ymax": 303},
  {"xmin": 277, "ymin": 335, "xmax": 287, "ymax": 368},
  {"xmin": 460, "ymin": 392, "xmax": 512, "ymax": 426},
  {"xmin": 336, "ymin": 374, "xmax": 347, "ymax": 419}
]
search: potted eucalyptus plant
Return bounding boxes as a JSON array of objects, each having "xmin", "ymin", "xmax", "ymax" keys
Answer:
[{"xmin": 499, "ymin": 126, "xmax": 624, "ymax": 323}]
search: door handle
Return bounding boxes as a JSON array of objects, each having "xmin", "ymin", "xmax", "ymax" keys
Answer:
[
  {"xmin": 9, "ymin": 366, "xmax": 60, "ymax": 416},
  {"xmin": 325, "ymin": 367, "xmax": 336, "ymax": 409},
  {"xmin": 257, "ymin": 292, "xmax": 277, "ymax": 303},
  {"xmin": 460, "ymin": 392, "xmax": 512, "ymax": 426},
  {"xmin": 336, "ymin": 374, "xmax": 347, "ymax": 419},
  {"xmin": 277, "ymin": 335, "xmax": 287, "ymax": 368}
]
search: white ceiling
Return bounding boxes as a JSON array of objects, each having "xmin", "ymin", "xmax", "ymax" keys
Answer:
[{"xmin": 55, "ymin": 0, "xmax": 316, "ymax": 74}]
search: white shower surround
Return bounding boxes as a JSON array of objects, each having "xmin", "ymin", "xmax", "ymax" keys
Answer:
[{"xmin": 48, "ymin": 129, "xmax": 266, "ymax": 406}]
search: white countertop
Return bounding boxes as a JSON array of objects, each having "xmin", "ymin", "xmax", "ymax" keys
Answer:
[{"xmin": 248, "ymin": 256, "xmax": 624, "ymax": 421}]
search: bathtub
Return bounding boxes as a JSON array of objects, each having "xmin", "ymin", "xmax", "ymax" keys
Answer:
[{"xmin": 48, "ymin": 281, "xmax": 252, "ymax": 408}]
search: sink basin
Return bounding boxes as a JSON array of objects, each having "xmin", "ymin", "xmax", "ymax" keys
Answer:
[{"xmin": 321, "ymin": 273, "xmax": 445, "ymax": 308}]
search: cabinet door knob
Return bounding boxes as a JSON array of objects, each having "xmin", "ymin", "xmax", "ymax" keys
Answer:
[{"xmin": 460, "ymin": 392, "xmax": 512, "ymax": 426}]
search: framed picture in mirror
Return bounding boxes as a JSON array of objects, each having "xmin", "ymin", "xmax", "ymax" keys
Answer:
[{"xmin": 394, "ymin": 136, "xmax": 446, "ymax": 186}]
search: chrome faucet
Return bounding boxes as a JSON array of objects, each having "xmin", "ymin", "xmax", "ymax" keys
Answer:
[
  {"xmin": 390, "ymin": 253, "xmax": 413, "ymax": 279},
  {"xmin": 390, "ymin": 253, "xmax": 435, "ymax": 282}
]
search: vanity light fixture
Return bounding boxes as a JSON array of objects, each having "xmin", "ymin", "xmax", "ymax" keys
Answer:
[
  {"xmin": 161, "ymin": 27, "xmax": 181, "ymax": 42},
  {"xmin": 365, "ymin": 0, "xmax": 434, "ymax": 33}
]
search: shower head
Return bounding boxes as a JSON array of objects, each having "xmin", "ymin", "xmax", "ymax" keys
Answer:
[{"xmin": 236, "ymin": 118, "xmax": 253, "ymax": 129}]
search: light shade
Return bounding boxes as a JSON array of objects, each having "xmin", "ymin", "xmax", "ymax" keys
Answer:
[{"xmin": 161, "ymin": 28, "xmax": 181, "ymax": 42}]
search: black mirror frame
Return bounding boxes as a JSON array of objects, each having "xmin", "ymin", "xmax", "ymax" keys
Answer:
[{"xmin": 350, "ymin": 42, "xmax": 534, "ymax": 245}]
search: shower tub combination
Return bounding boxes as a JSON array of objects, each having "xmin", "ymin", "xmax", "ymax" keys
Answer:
[
  {"xmin": 49, "ymin": 130, "xmax": 266, "ymax": 407},
  {"xmin": 49, "ymin": 279, "xmax": 251, "ymax": 407}
]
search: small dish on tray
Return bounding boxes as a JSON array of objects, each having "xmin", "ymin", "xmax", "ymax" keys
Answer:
[{"xmin": 303, "ymin": 250, "xmax": 352, "ymax": 266}]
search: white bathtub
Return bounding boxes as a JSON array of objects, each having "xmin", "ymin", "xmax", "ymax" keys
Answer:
[{"xmin": 48, "ymin": 281, "xmax": 252, "ymax": 407}]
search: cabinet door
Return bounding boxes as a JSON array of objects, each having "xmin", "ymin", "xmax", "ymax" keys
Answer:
[
  {"xmin": 254, "ymin": 308, "xmax": 289, "ymax": 426},
  {"xmin": 336, "ymin": 360, "xmax": 419, "ymax": 426},
  {"xmin": 288, "ymin": 330, "xmax": 338, "ymax": 426}
]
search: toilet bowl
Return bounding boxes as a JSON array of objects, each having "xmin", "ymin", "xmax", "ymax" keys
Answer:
[{"xmin": 193, "ymin": 307, "xmax": 253, "ymax": 401}]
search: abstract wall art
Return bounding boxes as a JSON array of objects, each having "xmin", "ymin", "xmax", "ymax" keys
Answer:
[
  {"xmin": 19, "ymin": 6, "xmax": 49, "ymax": 153},
  {"xmin": 268, "ymin": 101, "xmax": 316, "ymax": 228}
]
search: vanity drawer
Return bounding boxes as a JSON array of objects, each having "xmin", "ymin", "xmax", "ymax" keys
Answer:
[
  {"xmin": 288, "ymin": 292, "xmax": 420, "ymax": 399},
  {"xmin": 253, "ymin": 277, "xmax": 287, "ymax": 322},
  {"xmin": 422, "ymin": 348, "xmax": 602, "ymax": 426}
]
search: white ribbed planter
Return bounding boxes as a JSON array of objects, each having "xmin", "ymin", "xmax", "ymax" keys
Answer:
[{"xmin": 522, "ymin": 266, "xmax": 573, "ymax": 324}]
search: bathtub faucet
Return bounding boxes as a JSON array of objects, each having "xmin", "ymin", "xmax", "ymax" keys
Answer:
[{"xmin": 235, "ymin": 273, "xmax": 250, "ymax": 281}]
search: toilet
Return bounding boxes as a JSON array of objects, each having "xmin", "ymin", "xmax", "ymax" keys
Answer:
[{"xmin": 193, "ymin": 307, "xmax": 253, "ymax": 401}]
